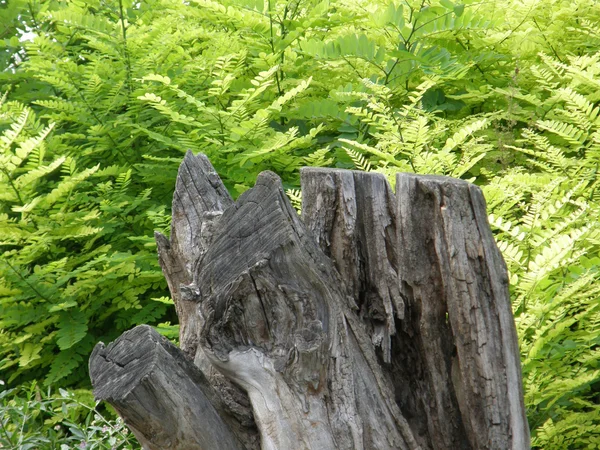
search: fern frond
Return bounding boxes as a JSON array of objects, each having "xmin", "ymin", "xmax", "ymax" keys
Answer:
[
  {"xmin": 0, "ymin": 109, "xmax": 29, "ymax": 160},
  {"xmin": 48, "ymin": 9, "xmax": 116, "ymax": 36},
  {"xmin": 345, "ymin": 147, "xmax": 372, "ymax": 171},
  {"xmin": 339, "ymin": 138, "xmax": 403, "ymax": 168},
  {"xmin": 14, "ymin": 156, "xmax": 66, "ymax": 192},
  {"xmin": 557, "ymin": 87, "xmax": 600, "ymax": 126},
  {"xmin": 304, "ymin": 147, "xmax": 332, "ymax": 167},
  {"xmin": 36, "ymin": 164, "xmax": 100, "ymax": 210},
  {"xmin": 536, "ymin": 119, "xmax": 587, "ymax": 147},
  {"xmin": 286, "ymin": 188, "xmax": 302, "ymax": 214},
  {"xmin": 443, "ymin": 118, "xmax": 489, "ymax": 151},
  {"xmin": 46, "ymin": 351, "xmax": 83, "ymax": 385}
]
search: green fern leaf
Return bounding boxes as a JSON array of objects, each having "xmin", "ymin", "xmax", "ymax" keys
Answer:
[
  {"xmin": 56, "ymin": 311, "xmax": 88, "ymax": 350},
  {"xmin": 46, "ymin": 351, "xmax": 83, "ymax": 385},
  {"xmin": 18, "ymin": 342, "xmax": 43, "ymax": 368}
]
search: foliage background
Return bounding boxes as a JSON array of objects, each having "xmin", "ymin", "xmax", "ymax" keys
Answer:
[{"xmin": 0, "ymin": 0, "xmax": 598, "ymax": 448}]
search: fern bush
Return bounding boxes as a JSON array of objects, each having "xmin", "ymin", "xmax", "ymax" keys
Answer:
[
  {"xmin": 1, "ymin": 0, "xmax": 599, "ymax": 447},
  {"xmin": 484, "ymin": 52, "xmax": 600, "ymax": 449},
  {"xmin": 0, "ymin": 96, "xmax": 174, "ymax": 387}
]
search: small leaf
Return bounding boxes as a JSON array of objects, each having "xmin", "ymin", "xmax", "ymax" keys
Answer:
[
  {"xmin": 48, "ymin": 301, "xmax": 78, "ymax": 312},
  {"xmin": 18, "ymin": 343, "xmax": 42, "ymax": 368},
  {"xmin": 56, "ymin": 312, "xmax": 88, "ymax": 350}
]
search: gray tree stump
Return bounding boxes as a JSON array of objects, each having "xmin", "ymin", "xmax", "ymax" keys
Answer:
[{"xmin": 89, "ymin": 152, "xmax": 530, "ymax": 450}]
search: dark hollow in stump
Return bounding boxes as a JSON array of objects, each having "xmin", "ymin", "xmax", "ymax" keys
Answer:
[{"xmin": 89, "ymin": 152, "xmax": 530, "ymax": 450}]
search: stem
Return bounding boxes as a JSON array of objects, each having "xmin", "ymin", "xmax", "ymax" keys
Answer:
[
  {"xmin": 118, "ymin": 0, "xmax": 133, "ymax": 93},
  {"xmin": 341, "ymin": 56, "xmax": 363, "ymax": 78},
  {"xmin": 532, "ymin": 17, "xmax": 563, "ymax": 63},
  {"xmin": 384, "ymin": 59, "xmax": 400, "ymax": 85},
  {"xmin": 0, "ymin": 411, "xmax": 14, "ymax": 446},
  {"xmin": 266, "ymin": 0, "xmax": 285, "ymax": 125},
  {"xmin": 3, "ymin": 259, "xmax": 52, "ymax": 302},
  {"xmin": 267, "ymin": 0, "xmax": 281, "ymax": 95},
  {"xmin": 17, "ymin": 386, "xmax": 34, "ymax": 447},
  {"xmin": 0, "ymin": 167, "xmax": 25, "ymax": 206},
  {"xmin": 27, "ymin": 1, "xmax": 40, "ymax": 29}
]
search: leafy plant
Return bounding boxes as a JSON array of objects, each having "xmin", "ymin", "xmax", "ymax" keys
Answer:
[
  {"xmin": 0, "ymin": 97, "xmax": 172, "ymax": 387},
  {"xmin": 0, "ymin": 380, "xmax": 138, "ymax": 449},
  {"xmin": 483, "ymin": 52, "xmax": 600, "ymax": 449}
]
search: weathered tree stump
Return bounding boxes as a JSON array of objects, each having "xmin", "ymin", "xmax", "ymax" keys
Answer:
[{"xmin": 89, "ymin": 152, "xmax": 530, "ymax": 449}]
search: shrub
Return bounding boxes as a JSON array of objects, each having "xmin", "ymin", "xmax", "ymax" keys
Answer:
[
  {"xmin": 0, "ymin": 380, "xmax": 139, "ymax": 449},
  {"xmin": 0, "ymin": 97, "xmax": 175, "ymax": 387}
]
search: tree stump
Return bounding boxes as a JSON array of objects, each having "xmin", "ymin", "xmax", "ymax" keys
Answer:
[{"xmin": 89, "ymin": 152, "xmax": 530, "ymax": 449}]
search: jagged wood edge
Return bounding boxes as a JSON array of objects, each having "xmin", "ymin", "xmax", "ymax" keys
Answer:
[
  {"xmin": 154, "ymin": 151, "xmax": 257, "ymax": 442},
  {"xmin": 191, "ymin": 170, "xmax": 419, "ymax": 449}
]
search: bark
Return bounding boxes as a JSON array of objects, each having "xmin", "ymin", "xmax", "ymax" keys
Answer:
[
  {"xmin": 89, "ymin": 152, "xmax": 530, "ymax": 450},
  {"xmin": 89, "ymin": 325, "xmax": 258, "ymax": 450}
]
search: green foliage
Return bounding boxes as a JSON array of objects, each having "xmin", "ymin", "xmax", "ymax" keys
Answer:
[
  {"xmin": 137, "ymin": 68, "xmax": 323, "ymax": 193},
  {"xmin": 0, "ymin": 381, "xmax": 139, "ymax": 449},
  {"xmin": 0, "ymin": 97, "xmax": 172, "ymax": 387},
  {"xmin": 0, "ymin": 0, "xmax": 599, "ymax": 447},
  {"xmin": 483, "ymin": 52, "xmax": 600, "ymax": 449},
  {"xmin": 337, "ymin": 76, "xmax": 496, "ymax": 184}
]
